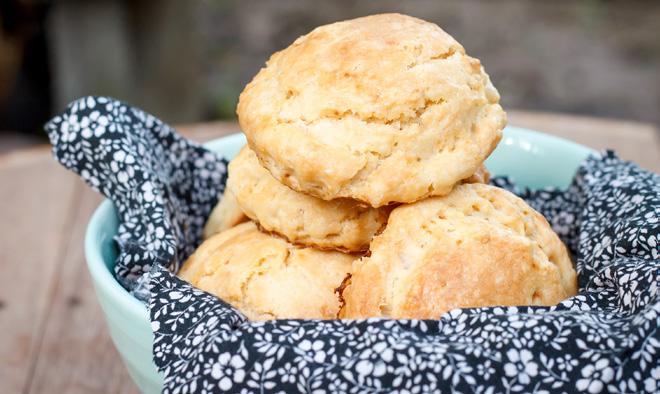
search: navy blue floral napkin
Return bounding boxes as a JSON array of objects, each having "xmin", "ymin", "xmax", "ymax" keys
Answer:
[{"xmin": 47, "ymin": 97, "xmax": 659, "ymax": 393}]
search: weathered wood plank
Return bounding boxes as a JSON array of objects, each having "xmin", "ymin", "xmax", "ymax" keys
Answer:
[
  {"xmin": 27, "ymin": 184, "xmax": 139, "ymax": 394},
  {"xmin": 0, "ymin": 157, "xmax": 79, "ymax": 393}
]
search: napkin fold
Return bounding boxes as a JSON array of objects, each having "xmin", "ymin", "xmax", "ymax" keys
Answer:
[{"xmin": 47, "ymin": 97, "xmax": 659, "ymax": 393}]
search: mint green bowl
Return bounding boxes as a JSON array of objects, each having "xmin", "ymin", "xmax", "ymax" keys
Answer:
[{"xmin": 84, "ymin": 127, "xmax": 594, "ymax": 393}]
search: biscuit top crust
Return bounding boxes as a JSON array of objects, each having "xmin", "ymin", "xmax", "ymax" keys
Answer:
[
  {"xmin": 179, "ymin": 222, "xmax": 354, "ymax": 320},
  {"xmin": 340, "ymin": 184, "xmax": 578, "ymax": 319},
  {"xmin": 238, "ymin": 13, "xmax": 506, "ymax": 206}
]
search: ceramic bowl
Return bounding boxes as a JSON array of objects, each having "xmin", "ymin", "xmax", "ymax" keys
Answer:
[{"xmin": 84, "ymin": 127, "xmax": 594, "ymax": 393}]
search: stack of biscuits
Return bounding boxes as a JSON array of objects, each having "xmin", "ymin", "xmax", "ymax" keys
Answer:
[{"xmin": 179, "ymin": 14, "xmax": 578, "ymax": 321}]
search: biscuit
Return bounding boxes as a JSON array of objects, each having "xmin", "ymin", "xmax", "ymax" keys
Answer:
[
  {"xmin": 340, "ymin": 184, "xmax": 577, "ymax": 319},
  {"xmin": 464, "ymin": 165, "xmax": 490, "ymax": 184},
  {"xmin": 238, "ymin": 13, "xmax": 506, "ymax": 207},
  {"xmin": 202, "ymin": 189, "xmax": 248, "ymax": 239},
  {"xmin": 179, "ymin": 221, "xmax": 354, "ymax": 320},
  {"xmin": 227, "ymin": 147, "xmax": 389, "ymax": 251}
]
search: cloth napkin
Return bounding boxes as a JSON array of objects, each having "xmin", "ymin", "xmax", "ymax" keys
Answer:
[{"xmin": 47, "ymin": 97, "xmax": 659, "ymax": 393}]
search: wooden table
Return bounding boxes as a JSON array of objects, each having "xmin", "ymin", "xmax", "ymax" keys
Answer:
[{"xmin": 1, "ymin": 112, "xmax": 658, "ymax": 393}]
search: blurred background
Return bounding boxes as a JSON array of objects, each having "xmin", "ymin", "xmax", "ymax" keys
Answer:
[{"xmin": 1, "ymin": 0, "xmax": 659, "ymax": 152}]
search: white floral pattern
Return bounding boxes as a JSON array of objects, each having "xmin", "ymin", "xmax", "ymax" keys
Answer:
[
  {"xmin": 47, "ymin": 96, "xmax": 227, "ymax": 298},
  {"xmin": 47, "ymin": 97, "xmax": 659, "ymax": 393}
]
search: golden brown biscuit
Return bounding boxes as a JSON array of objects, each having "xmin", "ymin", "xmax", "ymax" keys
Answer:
[
  {"xmin": 202, "ymin": 189, "xmax": 248, "ymax": 239},
  {"xmin": 464, "ymin": 165, "xmax": 490, "ymax": 184},
  {"xmin": 179, "ymin": 221, "xmax": 354, "ymax": 320},
  {"xmin": 238, "ymin": 13, "xmax": 506, "ymax": 207},
  {"xmin": 227, "ymin": 147, "xmax": 389, "ymax": 252},
  {"xmin": 340, "ymin": 184, "xmax": 577, "ymax": 319}
]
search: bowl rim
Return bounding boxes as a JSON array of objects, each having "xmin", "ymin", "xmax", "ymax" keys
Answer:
[{"xmin": 84, "ymin": 126, "xmax": 597, "ymax": 320}]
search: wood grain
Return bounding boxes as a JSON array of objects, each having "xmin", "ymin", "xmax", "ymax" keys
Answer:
[
  {"xmin": 27, "ymin": 184, "xmax": 139, "ymax": 394},
  {"xmin": 0, "ymin": 113, "xmax": 657, "ymax": 394},
  {"xmin": 0, "ymin": 156, "xmax": 78, "ymax": 393}
]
